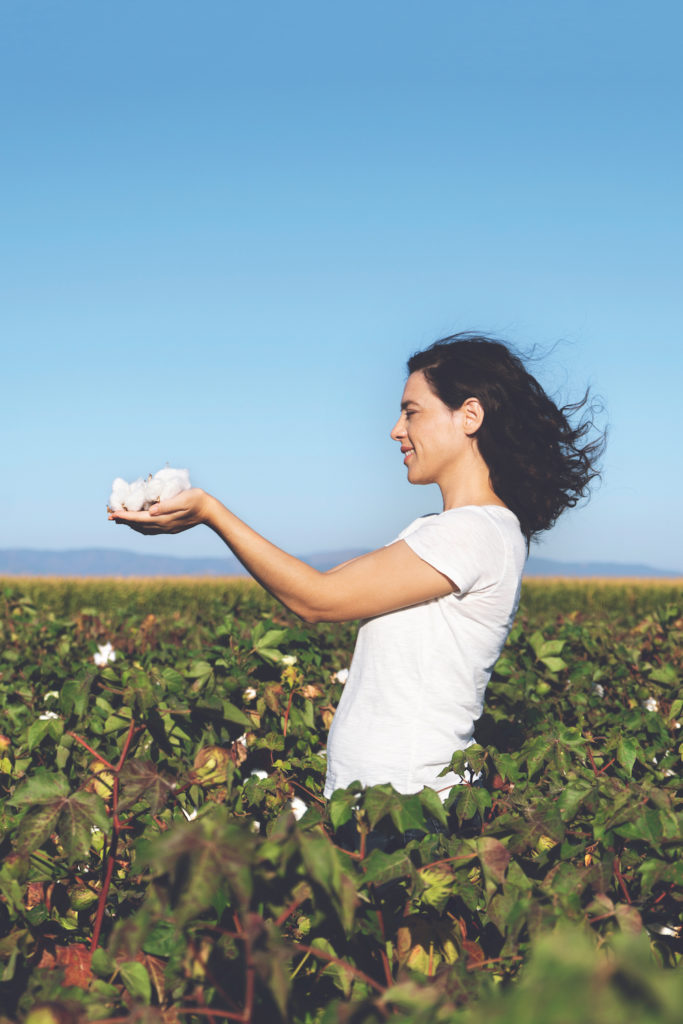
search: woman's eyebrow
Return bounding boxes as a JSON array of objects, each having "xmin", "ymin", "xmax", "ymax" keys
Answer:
[{"xmin": 401, "ymin": 399, "xmax": 420, "ymax": 410}]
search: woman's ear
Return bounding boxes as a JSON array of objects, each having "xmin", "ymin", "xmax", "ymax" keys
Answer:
[{"xmin": 461, "ymin": 396, "xmax": 484, "ymax": 435}]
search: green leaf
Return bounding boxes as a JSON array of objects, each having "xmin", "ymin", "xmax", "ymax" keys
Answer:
[
  {"xmin": 26, "ymin": 719, "xmax": 51, "ymax": 751},
  {"xmin": 142, "ymin": 920, "xmax": 181, "ymax": 958},
  {"xmin": 119, "ymin": 960, "xmax": 152, "ymax": 1004},
  {"xmin": 187, "ymin": 660, "xmax": 213, "ymax": 678},
  {"xmin": 538, "ymin": 639, "xmax": 565, "ymax": 658},
  {"xmin": 58, "ymin": 792, "xmax": 110, "ymax": 864},
  {"xmin": 540, "ymin": 656, "xmax": 568, "ymax": 673},
  {"xmin": 362, "ymin": 848, "xmax": 414, "ymax": 887},
  {"xmin": 10, "ymin": 772, "xmax": 70, "ymax": 806},
  {"xmin": 222, "ymin": 700, "xmax": 250, "ymax": 727},
  {"xmin": 254, "ymin": 629, "xmax": 289, "ymax": 651},
  {"xmin": 91, "ymin": 947, "xmax": 115, "ymax": 978},
  {"xmin": 60, "ymin": 676, "xmax": 91, "ymax": 718},
  {"xmin": 476, "ymin": 837, "xmax": 510, "ymax": 885},
  {"xmin": 118, "ymin": 758, "xmax": 175, "ymax": 814},
  {"xmin": 648, "ymin": 664, "xmax": 678, "ymax": 685},
  {"xmin": 17, "ymin": 804, "xmax": 62, "ymax": 854},
  {"xmin": 328, "ymin": 789, "xmax": 357, "ymax": 829},
  {"xmin": 418, "ymin": 786, "xmax": 448, "ymax": 827},
  {"xmin": 311, "ymin": 937, "xmax": 353, "ymax": 998},
  {"xmin": 617, "ymin": 736, "xmax": 639, "ymax": 777},
  {"xmin": 364, "ymin": 785, "xmax": 402, "ymax": 829}
]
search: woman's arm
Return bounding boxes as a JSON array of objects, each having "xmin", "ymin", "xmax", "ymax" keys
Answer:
[{"xmin": 109, "ymin": 490, "xmax": 455, "ymax": 622}]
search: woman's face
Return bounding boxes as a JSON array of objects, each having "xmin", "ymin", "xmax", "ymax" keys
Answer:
[{"xmin": 390, "ymin": 371, "xmax": 470, "ymax": 487}]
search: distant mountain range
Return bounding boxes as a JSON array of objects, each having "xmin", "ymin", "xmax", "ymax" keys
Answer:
[{"xmin": 0, "ymin": 548, "xmax": 680, "ymax": 578}]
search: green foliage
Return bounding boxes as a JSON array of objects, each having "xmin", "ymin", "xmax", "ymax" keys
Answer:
[{"xmin": 0, "ymin": 579, "xmax": 681, "ymax": 1023}]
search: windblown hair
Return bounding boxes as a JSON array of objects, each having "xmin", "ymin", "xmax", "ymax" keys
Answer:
[{"xmin": 407, "ymin": 333, "xmax": 606, "ymax": 547}]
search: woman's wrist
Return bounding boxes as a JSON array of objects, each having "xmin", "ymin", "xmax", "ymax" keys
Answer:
[{"xmin": 201, "ymin": 492, "xmax": 224, "ymax": 529}]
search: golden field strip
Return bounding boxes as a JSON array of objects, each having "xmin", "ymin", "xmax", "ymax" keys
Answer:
[{"xmin": 2, "ymin": 575, "xmax": 682, "ymax": 624}]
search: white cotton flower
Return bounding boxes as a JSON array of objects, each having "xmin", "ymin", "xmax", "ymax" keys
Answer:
[
  {"xmin": 243, "ymin": 687, "xmax": 257, "ymax": 702},
  {"xmin": 38, "ymin": 711, "xmax": 59, "ymax": 721},
  {"xmin": 250, "ymin": 821, "xmax": 261, "ymax": 834},
  {"xmin": 43, "ymin": 691, "xmax": 59, "ymax": 702},
  {"xmin": 643, "ymin": 697, "xmax": 659, "ymax": 713},
  {"xmin": 124, "ymin": 478, "xmax": 147, "ymax": 512},
  {"xmin": 152, "ymin": 467, "xmax": 191, "ymax": 502},
  {"xmin": 235, "ymin": 733, "xmax": 247, "ymax": 746},
  {"xmin": 281, "ymin": 655, "xmax": 298, "ymax": 667},
  {"xmin": 109, "ymin": 466, "xmax": 192, "ymax": 512},
  {"xmin": 94, "ymin": 642, "xmax": 116, "ymax": 667},
  {"xmin": 592, "ymin": 683, "xmax": 604, "ymax": 698},
  {"xmin": 290, "ymin": 796, "xmax": 308, "ymax": 820},
  {"xmin": 181, "ymin": 806, "xmax": 199, "ymax": 822},
  {"xmin": 108, "ymin": 477, "xmax": 130, "ymax": 512},
  {"xmin": 334, "ymin": 668, "xmax": 349, "ymax": 684},
  {"xmin": 250, "ymin": 770, "xmax": 269, "ymax": 781}
]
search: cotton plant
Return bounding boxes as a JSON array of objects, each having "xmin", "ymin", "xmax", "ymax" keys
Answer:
[
  {"xmin": 108, "ymin": 466, "xmax": 191, "ymax": 513},
  {"xmin": 94, "ymin": 642, "xmax": 117, "ymax": 667}
]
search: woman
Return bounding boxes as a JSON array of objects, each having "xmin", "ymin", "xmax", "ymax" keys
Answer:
[{"xmin": 109, "ymin": 333, "xmax": 603, "ymax": 801}]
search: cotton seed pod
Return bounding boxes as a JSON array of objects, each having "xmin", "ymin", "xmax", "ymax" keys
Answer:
[
  {"xmin": 25, "ymin": 1004, "xmax": 80, "ymax": 1024},
  {"xmin": 86, "ymin": 761, "xmax": 115, "ymax": 801},
  {"xmin": 0, "ymin": 734, "xmax": 11, "ymax": 751},
  {"xmin": 536, "ymin": 834, "xmax": 558, "ymax": 853},
  {"xmin": 69, "ymin": 884, "xmax": 100, "ymax": 911},
  {"xmin": 191, "ymin": 746, "xmax": 230, "ymax": 786}
]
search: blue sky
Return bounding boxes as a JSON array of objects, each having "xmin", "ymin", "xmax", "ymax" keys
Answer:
[{"xmin": 2, "ymin": 1, "xmax": 681, "ymax": 572}]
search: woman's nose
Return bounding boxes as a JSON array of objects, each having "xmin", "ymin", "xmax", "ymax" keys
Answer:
[{"xmin": 390, "ymin": 415, "xmax": 405, "ymax": 441}]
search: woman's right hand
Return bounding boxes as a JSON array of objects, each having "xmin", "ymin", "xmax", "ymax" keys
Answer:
[{"xmin": 108, "ymin": 488, "xmax": 214, "ymax": 535}]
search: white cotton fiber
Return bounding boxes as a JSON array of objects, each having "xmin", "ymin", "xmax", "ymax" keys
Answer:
[{"xmin": 108, "ymin": 466, "xmax": 192, "ymax": 512}]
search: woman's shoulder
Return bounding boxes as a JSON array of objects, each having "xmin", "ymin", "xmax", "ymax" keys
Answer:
[{"xmin": 399, "ymin": 505, "xmax": 521, "ymax": 538}]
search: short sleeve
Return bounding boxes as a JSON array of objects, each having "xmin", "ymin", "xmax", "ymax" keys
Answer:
[{"xmin": 401, "ymin": 508, "xmax": 506, "ymax": 596}]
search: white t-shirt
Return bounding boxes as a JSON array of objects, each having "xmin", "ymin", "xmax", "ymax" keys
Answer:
[{"xmin": 324, "ymin": 506, "xmax": 526, "ymax": 799}]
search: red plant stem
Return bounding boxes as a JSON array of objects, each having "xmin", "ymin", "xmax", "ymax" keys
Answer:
[
  {"xmin": 274, "ymin": 890, "xmax": 309, "ymax": 927},
  {"xmin": 370, "ymin": 891, "xmax": 393, "ymax": 988},
  {"xmin": 283, "ymin": 688, "xmax": 295, "ymax": 738},
  {"xmin": 91, "ymin": 833, "xmax": 117, "ymax": 952},
  {"xmin": 67, "ymin": 731, "xmax": 117, "ymax": 771},
  {"xmin": 466, "ymin": 954, "xmax": 523, "ymax": 970},
  {"xmin": 421, "ymin": 853, "xmax": 477, "ymax": 871},
  {"xmin": 115, "ymin": 717, "xmax": 137, "ymax": 771},
  {"xmin": 187, "ymin": 939, "xmax": 242, "ymax": 1014},
  {"xmin": 379, "ymin": 948, "xmax": 392, "ymax": 988},
  {"xmin": 650, "ymin": 884, "xmax": 675, "ymax": 906},
  {"xmin": 289, "ymin": 778, "xmax": 325, "ymax": 806},
  {"xmin": 175, "ymin": 1011, "xmax": 250, "ymax": 1021},
  {"xmin": 613, "ymin": 855, "xmax": 632, "ymax": 904},
  {"xmin": 587, "ymin": 747, "xmax": 600, "ymax": 777},
  {"xmin": 291, "ymin": 941, "xmax": 386, "ymax": 994},
  {"xmin": 90, "ymin": 720, "xmax": 137, "ymax": 951}
]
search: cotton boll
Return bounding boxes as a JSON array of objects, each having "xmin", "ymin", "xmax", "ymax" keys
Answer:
[
  {"xmin": 143, "ymin": 475, "xmax": 162, "ymax": 508},
  {"xmin": 155, "ymin": 466, "xmax": 191, "ymax": 489},
  {"xmin": 109, "ymin": 466, "xmax": 192, "ymax": 512},
  {"xmin": 290, "ymin": 796, "xmax": 308, "ymax": 820},
  {"xmin": 156, "ymin": 471, "xmax": 189, "ymax": 503},
  {"xmin": 109, "ymin": 478, "xmax": 130, "ymax": 512},
  {"xmin": 124, "ymin": 478, "xmax": 147, "ymax": 512},
  {"xmin": 153, "ymin": 467, "xmax": 191, "ymax": 502}
]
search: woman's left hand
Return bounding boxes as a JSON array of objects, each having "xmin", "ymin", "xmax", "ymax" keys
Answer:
[{"xmin": 107, "ymin": 488, "xmax": 212, "ymax": 535}]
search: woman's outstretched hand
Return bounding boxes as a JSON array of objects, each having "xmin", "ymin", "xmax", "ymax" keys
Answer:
[{"xmin": 108, "ymin": 488, "xmax": 212, "ymax": 535}]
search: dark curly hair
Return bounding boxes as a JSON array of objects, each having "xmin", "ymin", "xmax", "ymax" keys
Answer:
[{"xmin": 407, "ymin": 333, "xmax": 606, "ymax": 547}]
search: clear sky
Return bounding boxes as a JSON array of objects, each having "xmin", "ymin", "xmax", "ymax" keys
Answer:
[{"xmin": 2, "ymin": 1, "xmax": 681, "ymax": 572}]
